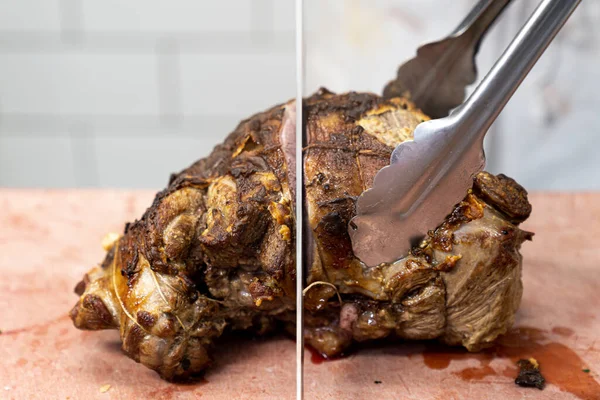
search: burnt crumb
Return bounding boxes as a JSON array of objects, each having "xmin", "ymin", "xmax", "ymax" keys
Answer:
[
  {"xmin": 374, "ymin": 380, "xmax": 382, "ymax": 384},
  {"xmin": 515, "ymin": 358, "xmax": 545, "ymax": 390}
]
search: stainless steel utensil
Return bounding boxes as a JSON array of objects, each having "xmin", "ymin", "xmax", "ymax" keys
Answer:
[
  {"xmin": 383, "ymin": 0, "xmax": 513, "ymax": 118},
  {"xmin": 350, "ymin": 0, "xmax": 581, "ymax": 267}
]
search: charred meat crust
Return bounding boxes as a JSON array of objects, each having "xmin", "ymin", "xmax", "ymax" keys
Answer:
[
  {"xmin": 71, "ymin": 101, "xmax": 297, "ymax": 380},
  {"xmin": 304, "ymin": 184, "xmax": 531, "ymax": 357},
  {"xmin": 303, "ymin": 91, "xmax": 532, "ymax": 358},
  {"xmin": 71, "ymin": 89, "xmax": 533, "ymax": 379}
]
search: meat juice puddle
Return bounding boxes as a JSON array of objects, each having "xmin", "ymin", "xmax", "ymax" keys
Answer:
[
  {"xmin": 421, "ymin": 326, "xmax": 599, "ymax": 399},
  {"xmin": 310, "ymin": 348, "xmax": 326, "ymax": 365},
  {"xmin": 308, "ymin": 326, "xmax": 599, "ymax": 399},
  {"xmin": 307, "ymin": 346, "xmax": 345, "ymax": 365}
]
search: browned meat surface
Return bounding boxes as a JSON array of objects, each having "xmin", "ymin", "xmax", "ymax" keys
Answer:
[
  {"xmin": 70, "ymin": 90, "xmax": 532, "ymax": 380},
  {"xmin": 302, "ymin": 90, "xmax": 532, "ymax": 357},
  {"xmin": 71, "ymin": 102, "xmax": 297, "ymax": 380}
]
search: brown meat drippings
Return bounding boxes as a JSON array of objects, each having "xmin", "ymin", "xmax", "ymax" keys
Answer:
[{"xmin": 421, "ymin": 326, "xmax": 600, "ymax": 399}]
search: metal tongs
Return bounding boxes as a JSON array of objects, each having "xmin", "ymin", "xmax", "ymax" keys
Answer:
[
  {"xmin": 350, "ymin": 0, "xmax": 581, "ymax": 267},
  {"xmin": 383, "ymin": 0, "xmax": 513, "ymax": 118}
]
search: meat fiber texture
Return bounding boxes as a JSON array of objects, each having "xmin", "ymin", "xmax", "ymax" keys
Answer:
[{"xmin": 70, "ymin": 89, "xmax": 532, "ymax": 381}]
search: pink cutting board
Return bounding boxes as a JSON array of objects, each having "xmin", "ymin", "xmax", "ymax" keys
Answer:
[{"xmin": 0, "ymin": 190, "xmax": 598, "ymax": 399}]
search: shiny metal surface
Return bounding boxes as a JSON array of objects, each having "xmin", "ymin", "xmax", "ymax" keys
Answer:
[
  {"xmin": 350, "ymin": 0, "xmax": 581, "ymax": 267},
  {"xmin": 383, "ymin": 0, "xmax": 512, "ymax": 118}
]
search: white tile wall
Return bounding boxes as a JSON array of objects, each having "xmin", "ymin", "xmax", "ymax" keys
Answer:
[
  {"xmin": 180, "ymin": 54, "xmax": 295, "ymax": 116},
  {"xmin": 0, "ymin": 135, "xmax": 76, "ymax": 187},
  {"xmin": 94, "ymin": 136, "xmax": 220, "ymax": 188},
  {"xmin": 0, "ymin": 54, "xmax": 159, "ymax": 115},
  {"xmin": 0, "ymin": 0, "xmax": 598, "ymax": 190},
  {"xmin": 0, "ymin": 0, "xmax": 61, "ymax": 31},
  {"xmin": 305, "ymin": 0, "xmax": 600, "ymax": 190},
  {"xmin": 272, "ymin": 1, "xmax": 295, "ymax": 31},
  {"xmin": 0, "ymin": 0, "xmax": 294, "ymax": 188},
  {"xmin": 81, "ymin": 1, "xmax": 255, "ymax": 32}
]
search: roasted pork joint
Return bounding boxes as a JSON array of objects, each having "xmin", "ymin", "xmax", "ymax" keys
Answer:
[
  {"xmin": 70, "ymin": 90, "xmax": 532, "ymax": 380},
  {"xmin": 71, "ymin": 103, "xmax": 297, "ymax": 380}
]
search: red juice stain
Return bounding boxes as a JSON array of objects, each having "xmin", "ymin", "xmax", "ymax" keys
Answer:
[
  {"xmin": 422, "ymin": 344, "xmax": 483, "ymax": 370},
  {"xmin": 456, "ymin": 364, "xmax": 496, "ymax": 381},
  {"xmin": 501, "ymin": 365, "xmax": 519, "ymax": 378},
  {"xmin": 306, "ymin": 346, "xmax": 345, "ymax": 365},
  {"xmin": 421, "ymin": 326, "xmax": 600, "ymax": 399},
  {"xmin": 309, "ymin": 347, "xmax": 327, "ymax": 365}
]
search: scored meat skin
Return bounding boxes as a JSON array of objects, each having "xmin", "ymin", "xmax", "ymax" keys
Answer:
[
  {"xmin": 303, "ymin": 89, "xmax": 532, "ymax": 357},
  {"xmin": 70, "ymin": 89, "xmax": 532, "ymax": 380},
  {"xmin": 71, "ymin": 102, "xmax": 297, "ymax": 380}
]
